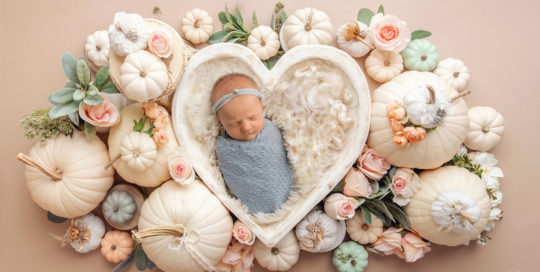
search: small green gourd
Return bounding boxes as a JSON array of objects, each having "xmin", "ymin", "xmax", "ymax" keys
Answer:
[
  {"xmin": 332, "ymin": 241, "xmax": 369, "ymax": 272},
  {"xmin": 401, "ymin": 39, "xmax": 439, "ymax": 72},
  {"xmin": 103, "ymin": 191, "xmax": 137, "ymax": 223}
]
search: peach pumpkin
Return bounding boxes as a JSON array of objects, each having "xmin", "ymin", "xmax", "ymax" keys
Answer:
[{"xmin": 101, "ymin": 230, "xmax": 134, "ymax": 263}]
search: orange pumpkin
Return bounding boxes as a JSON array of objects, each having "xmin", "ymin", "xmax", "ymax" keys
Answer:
[{"xmin": 100, "ymin": 230, "xmax": 134, "ymax": 263}]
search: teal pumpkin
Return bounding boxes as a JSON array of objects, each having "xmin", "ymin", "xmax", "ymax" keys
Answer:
[
  {"xmin": 332, "ymin": 241, "xmax": 368, "ymax": 272},
  {"xmin": 103, "ymin": 190, "xmax": 137, "ymax": 223},
  {"xmin": 401, "ymin": 40, "xmax": 439, "ymax": 71}
]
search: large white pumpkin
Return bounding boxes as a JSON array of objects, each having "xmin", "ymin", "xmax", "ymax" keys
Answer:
[
  {"xmin": 22, "ymin": 131, "xmax": 114, "ymax": 218},
  {"xmin": 109, "ymin": 103, "xmax": 178, "ymax": 187},
  {"xmin": 404, "ymin": 166, "xmax": 491, "ymax": 246},
  {"xmin": 281, "ymin": 7, "xmax": 333, "ymax": 50},
  {"xmin": 137, "ymin": 180, "xmax": 233, "ymax": 272},
  {"xmin": 368, "ymin": 71, "xmax": 469, "ymax": 169},
  {"xmin": 119, "ymin": 50, "xmax": 169, "ymax": 102}
]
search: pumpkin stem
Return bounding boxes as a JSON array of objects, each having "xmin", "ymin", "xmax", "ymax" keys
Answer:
[
  {"xmin": 132, "ymin": 225, "xmax": 185, "ymax": 242},
  {"xmin": 113, "ymin": 206, "xmax": 119, "ymax": 212},
  {"xmin": 351, "ymin": 259, "xmax": 357, "ymax": 266},
  {"xmin": 425, "ymin": 84, "xmax": 436, "ymax": 104},
  {"xmin": 271, "ymin": 247, "xmax": 280, "ymax": 255},
  {"xmin": 304, "ymin": 8, "xmax": 315, "ymax": 31},
  {"xmin": 193, "ymin": 19, "xmax": 200, "ymax": 28},
  {"xmin": 96, "ymin": 45, "xmax": 102, "ymax": 51},
  {"xmin": 115, "ymin": 24, "xmax": 121, "ymax": 31},
  {"xmin": 111, "ymin": 244, "xmax": 117, "ymax": 250},
  {"xmin": 104, "ymin": 153, "xmax": 121, "ymax": 170},
  {"xmin": 383, "ymin": 59, "xmax": 391, "ymax": 66},
  {"xmin": 353, "ymin": 36, "xmax": 376, "ymax": 50},
  {"xmin": 140, "ymin": 70, "xmax": 148, "ymax": 78},
  {"xmin": 17, "ymin": 153, "xmax": 63, "ymax": 181},
  {"xmin": 421, "ymin": 55, "xmax": 427, "ymax": 61},
  {"xmin": 482, "ymin": 126, "xmax": 490, "ymax": 133},
  {"xmin": 458, "ymin": 210, "xmax": 475, "ymax": 225},
  {"xmin": 450, "ymin": 89, "xmax": 471, "ymax": 102},
  {"xmin": 260, "ymin": 38, "xmax": 266, "ymax": 47},
  {"xmin": 453, "ymin": 71, "xmax": 460, "ymax": 78}
]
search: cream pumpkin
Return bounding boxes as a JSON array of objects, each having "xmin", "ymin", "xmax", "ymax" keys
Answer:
[
  {"xmin": 119, "ymin": 50, "xmax": 169, "ymax": 102},
  {"xmin": 136, "ymin": 180, "xmax": 233, "ymax": 272},
  {"xmin": 404, "ymin": 166, "xmax": 491, "ymax": 246},
  {"xmin": 365, "ymin": 49, "xmax": 403, "ymax": 83},
  {"xmin": 295, "ymin": 210, "xmax": 346, "ymax": 252},
  {"xmin": 108, "ymin": 12, "xmax": 152, "ymax": 56},
  {"xmin": 84, "ymin": 30, "xmax": 110, "ymax": 68},
  {"xmin": 281, "ymin": 7, "xmax": 333, "ymax": 50},
  {"xmin": 247, "ymin": 25, "xmax": 280, "ymax": 60},
  {"xmin": 368, "ymin": 71, "xmax": 469, "ymax": 169},
  {"xmin": 464, "ymin": 106, "xmax": 505, "ymax": 152},
  {"xmin": 109, "ymin": 103, "xmax": 178, "ymax": 187},
  {"xmin": 182, "ymin": 8, "xmax": 214, "ymax": 44},
  {"xmin": 336, "ymin": 21, "xmax": 373, "ymax": 58},
  {"xmin": 253, "ymin": 230, "xmax": 300, "ymax": 271},
  {"xmin": 346, "ymin": 212, "xmax": 384, "ymax": 244},
  {"xmin": 433, "ymin": 58, "xmax": 470, "ymax": 91},
  {"xmin": 20, "ymin": 131, "xmax": 114, "ymax": 218},
  {"xmin": 120, "ymin": 132, "xmax": 158, "ymax": 172}
]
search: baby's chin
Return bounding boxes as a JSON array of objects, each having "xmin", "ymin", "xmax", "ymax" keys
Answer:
[{"xmin": 231, "ymin": 132, "xmax": 258, "ymax": 141}]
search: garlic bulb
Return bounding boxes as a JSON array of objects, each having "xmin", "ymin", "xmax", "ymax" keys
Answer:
[
  {"xmin": 51, "ymin": 212, "xmax": 106, "ymax": 253},
  {"xmin": 431, "ymin": 190, "xmax": 482, "ymax": 233},
  {"xmin": 336, "ymin": 21, "xmax": 374, "ymax": 58},
  {"xmin": 402, "ymin": 84, "xmax": 451, "ymax": 128},
  {"xmin": 108, "ymin": 12, "xmax": 152, "ymax": 56}
]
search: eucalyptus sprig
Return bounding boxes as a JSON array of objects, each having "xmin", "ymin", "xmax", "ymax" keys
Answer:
[
  {"xmin": 208, "ymin": 2, "xmax": 251, "ymax": 45},
  {"xmin": 113, "ymin": 241, "xmax": 157, "ymax": 272}
]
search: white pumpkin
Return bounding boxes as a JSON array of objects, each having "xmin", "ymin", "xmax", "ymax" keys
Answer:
[
  {"xmin": 182, "ymin": 8, "xmax": 214, "ymax": 44},
  {"xmin": 85, "ymin": 30, "xmax": 110, "ymax": 67},
  {"xmin": 51, "ymin": 212, "xmax": 106, "ymax": 253},
  {"xmin": 137, "ymin": 180, "xmax": 233, "ymax": 272},
  {"xmin": 433, "ymin": 58, "xmax": 470, "ymax": 91},
  {"xmin": 109, "ymin": 103, "xmax": 178, "ymax": 187},
  {"xmin": 120, "ymin": 132, "xmax": 158, "ymax": 171},
  {"xmin": 464, "ymin": 106, "xmax": 505, "ymax": 152},
  {"xmin": 295, "ymin": 210, "xmax": 346, "ymax": 252},
  {"xmin": 253, "ymin": 230, "xmax": 300, "ymax": 271},
  {"xmin": 365, "ymin": 49, "xmax": 403, "ymax": 83},
  {"xmin": 368, "ymin": 71, "xmax": 469, "ymax": 169},
  {"xmin": 346, "ymin": 212, "xmax": 384, "ymax": 244},
  {"xmin": 120, "ymin": 50, "xmax": 169, "ymax": 102},
  {"xmin": 247, "ymin": 25, "xmax": 280, "ymax": 60},
  {"xmin": 108, "ymin": 12, "xmax": 152, "ymax": 56},
  {"xmin": 404, "ymin": 166, "xmax": 491, "ymax": 246},
  {"xmin": 20, "ymin": 131, "xmax": 114, "ymax": 218},
  {"xmin": 403, "ymin": 84, "xmax": 451, "ymax": 128},
  {"xmin": 336, "ymin": 21, "xmax": 373, "ymax": 58},
  {"xmin": 281, "ymin": 7, "xmax": 333, "ymax": 50}
]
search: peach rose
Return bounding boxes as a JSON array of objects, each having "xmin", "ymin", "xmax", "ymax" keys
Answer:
[
  {"xmin": 324, "ymin": 193, "xmax": 359, "ymax": 220},
  {"xmin": 391, "ymin": 168, "xmax": 422, "ymax": 206},
  {"xmin": 393, "ymin": 132, "xmax": 408, "ymax": 146},
  {"xmin": 343, "ymin": 167, "xmax": 372, "ymax": 197},
  {"xmin": 372, "ymin": 227, "xmax": 403, "ymax": 255},
  {"xmin": 79, "ymin": 93, "xmax": 120, "ymax": 127},
  {"xmin": 148, "ymin": 28, "xmax": 173, "ymax": 58},
  {"xmin": 368, "ymin": 14, "xmax": 411, "ymax": 52},
  {"xmin": 402, "ymin": 126, "xmax": 426, "ymax": 143},
  {"xmin": 389, "ymin": 118, "xmax": 404, "ymax": 132},
  {"xmin": 143, "ymin": 102, "xmax": 160, "ymax": 119},
  {"xmin": 153, "ymin": 112, "xmax": 167, "ymax": 130},
  {"xmin": 153, "ymin": 129, "xmax": 169, "ymax": 147},
  {"xmin": 216, "ymin": 238, "xmax": 254, "ymax": 272},
  {"xmin": 358, "ymin": 148, "xmax": 391, "ymax": 181},
  {"xmin": 168, "ymin": 146, "xmax": 195, "ymax": 185},
  {"xmin": 400, "ymin": 233, "xmax": 431, "ymax": 262},
  {"xmin": 386, "ymin": 101, "xmax": 406, "ymax": 120},
  {"xmin": 232, "ymin": 221, "xmax": 256, "ymax": 245}
]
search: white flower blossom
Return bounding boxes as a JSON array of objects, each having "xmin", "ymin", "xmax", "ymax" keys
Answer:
[
  {"xmin": 491, "ymin": 190, "xmax": 503, "ymax": 207},
  {"xmin": 472, "ymin": 152, "xmax": 504, "ymax": 190}
]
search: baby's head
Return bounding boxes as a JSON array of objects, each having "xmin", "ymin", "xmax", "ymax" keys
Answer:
[{"xmin": 211, "ymin": 74, "xmax": 264, "ymax": 141}]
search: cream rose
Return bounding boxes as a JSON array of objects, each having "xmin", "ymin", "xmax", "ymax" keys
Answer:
[
  {"xmin": 358, "ymin": 148, "xmax": 391, "ymax": 181},
  {"xmin": 324, "ymin": 193, "xmax": 360, "ymax": 220},
  {"xmin": 372, "ymin": 227, "xmax": 403, "ymax": 255},
  {"xmin": 343, "ymin": 167, "xmax": 372, "ymax": 197},
  {"xmin": 400, "ymin": 233, "xmax": 431, "ymax": 262},
  {"xmin": 168, "ymin": 146, "xmax": 196, "ymax": 185},
  {"xmin": 391, "ymin": 168, "xmax": 422, "ymax": 206},
  {"xmin": 148, "ymin": 28, "xmax": 173, "ymax": 58},
  {"xmin": 368, "ymin": 13, "xmax": 411, "ymax": 52},
  {"xmin": 216, "ymin": 238, "xmax": 254, "ymax": 272},
  {"xmin": 79, "ymin": 93, "xmax": 120, "ymax": 127},
  {"xmin": 232, "ymin": 221, "xmax": 256, "ymax": 245}
]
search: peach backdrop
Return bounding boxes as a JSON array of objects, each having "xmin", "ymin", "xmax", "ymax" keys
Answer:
[{"xmin": 1, "ymin": 0, "xmax": 538, "ymax": 271}]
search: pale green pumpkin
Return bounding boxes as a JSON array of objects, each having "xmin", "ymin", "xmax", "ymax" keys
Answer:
[
  {"xmin": 332, "ymin": 241, "xmax": 368, "ymax": 272},
  {"xmin": 103, "ymin": 191, "xmax": 137, "ymax": 223},
  {"xmin": 401, "ymin": 40, "xmax": 439, "ymax": 71}
]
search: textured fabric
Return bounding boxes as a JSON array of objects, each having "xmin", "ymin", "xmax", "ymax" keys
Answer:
[
  {"xmin": 212, "ymin": 88, "xmax": 263, "ymax": 116},
  {"xmin": 216, "ymin": 118, "xmax": 294, "ymax": 213}
]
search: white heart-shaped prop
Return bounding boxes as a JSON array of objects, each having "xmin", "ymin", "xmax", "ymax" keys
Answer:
[{"xmin": 172, "ymin": 43, "xmax": 370, "ymax": 246}]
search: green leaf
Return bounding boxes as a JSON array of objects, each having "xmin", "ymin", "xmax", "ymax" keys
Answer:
[
  {"xmin": 100, "ymin": 82, "xmax": 120, "ymax": 94},
  {"xmin": 364, "ymin": 203, "xmax": 387, "ymax": 225},
  {"xmin": 224, "ymin": 2, "xmax": 242, "ymax": 30},
  {"xmin": 235, "ymin": 1, "xmax": 248, "ymax": 32},
  {"xmin": 93, "ymin": 66, "xmax": 109, "ymax": 89},
  {"xmin": 378, "ymin": 5, "xmax": 384, "ymax": 14},
  {"xmin": 83, "ymin": 94, "xmax": 104, "ymax": 105},
  {"xmin": 360, "ymin": 206, "xmax": 372, "ymax": 224},
  {"xmin": 270, "ymin": 12, "xmax": 276, "ymax": 31},
  {"xmin": 388, "ymin": 166, "xmax": 397, "ymax": 179},
  {"xmin": 146, "ymin": 254, "xmax": 158, "ymax": 270},
  {"xmin": 208, "ymin": 30, "xmax": 231, "ymax": 44},
  {"xmin": 65, "ymin": 80, "xmax": 78, "ymax": 89},
  {"xmin": 84, "ymin": 122, "xmax": 96, "ymax": 139},
  {"xmin": 383, "ymin": 200, "xmax": 411, "ymax": 229},
  {"xmin": 281, "ymin": 11, "xmax": 288, "ymax": 24},
  {"xmin": 411, "ymin": 30, "xmax": 432, "ymax": 40},
  {"xmin": 222, "ymin": 31, "xmax": 247, "ymax": 42},
  {"xmin": 87, "ymin": 85, "xmax": 99, "ymax": 96},
  {"xmin": 77, "ymin": 59, "xmax": 90, "ymax": 86},
  {"xmin": 135, "ymin": 247, "xmax": 147, "ymax": 271},
  {"xmin": 47, "ymin": 211, "xmax": 68, "ymax": 223},
  {"xmin": 227, "ymin": 37, "xmax": 240, "ymax": 44},
  {"xmin": 252, "ymin": 11, "xmax": 259, "ymax": 28},
  {"xmin": 113, "ymin": 249, "xmax": 135, "ymax": 272},
  {"xmin": 61, "ymin": 53, "xmax": 79, "ymax": 84},
  {"xmin": 49, "ymin": 100, "xmax": 80, "ymax": 118},
  {"xmin": 265, "ymin": 55, "xmax": 281, "ymax": 70},
  {"xmin": 365, "ymin": 198, "xmax": 395, "ymax": 223},
  {"xmin": 73, "ymin": 89, "xmax": 85, "ymax": 101},
  {"xmin": 369, "ymin": 180, "xmax": 380, "ymax": 195},
  {"xmin": 223, "ymin": 22, "xmax": 238, "ymax": 32},
  {"xmin": 218, "ymin": 12, "xmax": 229, "ymax": 24},
  {"xmin": 68, "ymin": 112, "xmax": 79, "ymax": 126},
  {"xmin": 49, "ymin": 88, "xmax": 76, "ymax": 104},
  {"xmin": 357, "ymin": 8, "xmax": 375, "ymax": 26},
  {"xmin": 133, "ymin": 118, "xmax": 145, "ymax": 132}
]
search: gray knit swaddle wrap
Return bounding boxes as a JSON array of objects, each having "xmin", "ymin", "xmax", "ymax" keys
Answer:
[{"xmin": 216, "ymin": 118, "xmax": 294, "ymax": 213}]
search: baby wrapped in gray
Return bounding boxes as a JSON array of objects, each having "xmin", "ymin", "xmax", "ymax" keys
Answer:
[{"xmin": 216, "ymin": 118, "xmax": 294, "ymax": 213}]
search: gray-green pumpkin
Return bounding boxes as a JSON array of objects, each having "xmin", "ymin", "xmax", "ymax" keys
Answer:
[
  {"xmin": 401, "ymin": 39, "xmax": 439, "ymax": 71},
  {"xmin": 332, "ymin": 241, "xmax": 369, "ymax": 272},
  {"xmin": 103, "ymin": 190, "xmax": 137, "ymax": 223}
]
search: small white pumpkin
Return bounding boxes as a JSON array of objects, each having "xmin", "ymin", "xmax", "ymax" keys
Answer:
[
  {"xmin": 120, "ymin": 50, "xmax": 168, "ymax": 102},
  {"xmin": 295, "ymin": 210, "xmax": 346, "ymax": 252},
  {"xmin": 84, "ymin": 30, "xmax": 110, "ymax": 68},
  {"xmin": 404, "ymin": 166, "xmax": 491, "ymax": 246},
  {"xmin": 247, "ymin": 25, "xmax": 280, "ymax": 60},
  {"xmin": 464, "ymin": 106, "xmax": 505, "ymax": 152},
  {"xmin": 281, "ymin": 7, "xmax": 333, "ymax": 50},
  {"xmin": 108, "ymin": 12, "xmax": 152, "ymax": 56},
  {"xmin": 336, "ymin": 21, "xmax": 373, "ymax": 58},
  {"xmin": 253, "ymin": 230, "xmax": 300, "ymax": 271},
  {"xmin": 120, "ymin": 132, "xmax": 158, "ymax": 172},
  {"xmin": 51, "ymin": 212, "xmax": 106, "ymax": 253},
  {"xmin": 20, "ymin": 131, "xmax": 114, "ymax": 218},
  {"xmin": 346, "ymin": 212, "xmax": 384, "ymax": 244},
  {"xmin": 433, "ymin": 58, "xmax": 470, "ymax": 91},
  {"xmin": 137, "ymin": 180, "xmax": 233, "ymax": 272},
  {"xmin": 365, "ymin": 49, "xmax": 403, "ymax": 83},
  {"xmin": 182, "ymin": 8, "xmax": 214, "ymax": 44},
  {"xmin": 403, "ymin": 84, "xmax": 451, "ymax": 128}
]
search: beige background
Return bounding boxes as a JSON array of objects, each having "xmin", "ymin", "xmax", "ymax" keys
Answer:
[{"xmin": 1, "ymin": 0, "xmax": 538, "ymax": 271}]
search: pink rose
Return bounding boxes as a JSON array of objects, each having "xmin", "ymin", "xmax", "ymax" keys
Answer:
[
  {"xmin": 79, "ymin": 93, "xmax": 120, "ymax": 127},
  {"xmin": 324, "ymin": 193, "xmax": 359, "ymax": 220},
  {"xmin": 393, "ymin": 132, "xmax": 408, "ymax": 146},
  {"xmin": 358, "ymin": 148, "xmax": 391, "ymax": 181},
  {"xmin": 400, "ymin": 233, "xmax": 431, "ymax": 262},
  {"xmin": 386, "ymin": 100, "xmax": 406, "ymax": 120},
  {"xmin": 343, "ymin": 167, "xmax": 372, "ymax": 197},
  {"xmin": 233, "ymin": 221, "xmax": 255, "ymax": 245},
  {"xmin": 389, "ymin": 118, "xmax": 404, "ymax": 132},
  {"xmin": 391, "ymin": 168, "xmax": 422, "ymax": 206},
  {"xmin": 372, "ymin": 227, "xmax": 403, "ymax": 255},
  {"xmin": 148, "ymin": 28, "xmax": 173, "ymax": 58},
  {"xmin": 153, "ymin": 112, "xmax": 167, "ymax": 130},
  {"xmin": 143, "ymin": 102, "xmax": 160, "ymax": 119},
  {"xmin": 368, "ymin": 13, "xmax": 411, "ymax": 52},
  {"xmin": 153, "ymin": 129, "xmax": 169, "ymax": 147},
  {"xmin": 168, "ymin": 146, "xmax": 195, "ymax": 185},
  {"xmin": 403, "ymin": 127, "xmax": 426, "ymax": 143},
  {"xmin": 216, "ymin": 238, "xmax": 254, "ymax": 272}
]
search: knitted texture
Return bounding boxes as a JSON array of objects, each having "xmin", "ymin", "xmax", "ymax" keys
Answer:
[{"xmin": 216, "ymin": 118, "xmax": 294, "ymax": 213}]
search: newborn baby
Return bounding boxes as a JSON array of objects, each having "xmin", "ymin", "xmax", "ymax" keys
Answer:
[{"xmin": 212, "ymin": 74, "xmax": 294, "ymax": 213}]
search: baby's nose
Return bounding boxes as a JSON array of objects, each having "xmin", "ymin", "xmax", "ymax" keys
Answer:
[{"xmin": 241, "ymin": 122, "xmax": 251, "ymax": 132}]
